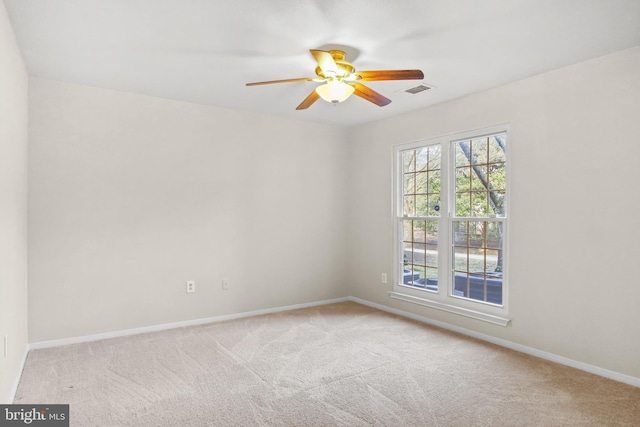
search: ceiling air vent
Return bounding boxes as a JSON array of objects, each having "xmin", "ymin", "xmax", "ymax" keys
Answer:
[{"xmin": 404, "ymin": 84, "xmax": 432, "ymax": 94}]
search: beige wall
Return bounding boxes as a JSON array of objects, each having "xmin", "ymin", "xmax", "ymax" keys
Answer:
[
  {"xmin": 28, "ymin": 79, "xmax": 349, "ymax": 342},
  {"xmin": 348, "ymin": 47, "xmax": 640, "ymax": 379},
  {"xmin": 0, "ymin": 1, "xmax": 29, "ymax": 403}
]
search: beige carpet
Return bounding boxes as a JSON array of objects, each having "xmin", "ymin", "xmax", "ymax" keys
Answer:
[{"xmin": 14, "ymin": 301, "xmax": 640, "ymax": 426}]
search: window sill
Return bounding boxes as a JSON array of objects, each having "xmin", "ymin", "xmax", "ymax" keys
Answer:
[{"xmin": 388, "ymin": 291, "xmax": 511, "ymax": 327}]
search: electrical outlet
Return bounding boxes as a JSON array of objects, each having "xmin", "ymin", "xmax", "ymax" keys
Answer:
[
  {"xmin": 381, "ymin": 273, "xmax": 388, "ymax": 284},
  {"xmin": 186, "ymin": 280, "xmax": 195, "ymax": 294},
  {"xmin": 3, "ymin": 335, "xmax": 7, "ymax": 358},
  {"xmin": 222, "ymin": 278, "xmax": 230, "ymax": 290}
]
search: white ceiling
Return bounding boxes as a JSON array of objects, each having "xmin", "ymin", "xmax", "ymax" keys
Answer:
[{"xmin": 4, "ymin": 0, "xmax": 640, "ymax": 127}]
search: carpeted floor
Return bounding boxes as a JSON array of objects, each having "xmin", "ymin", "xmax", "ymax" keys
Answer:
[{"xmin": 14, "ymin": 301, "xmax": 640, "ymax": 426}]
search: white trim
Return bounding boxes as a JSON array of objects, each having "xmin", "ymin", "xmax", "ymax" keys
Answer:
[
  {"xmin": 29, "ymin": 297, "xmax": 349, "ymax": 350},
  {"xmin": 349, "ymin": 296, "xmax": 640, "ymax": 388},
  {"xmin": 388, "ymin": 291, "xmax": 510, "ymax": 326},
  {"xmin": 448, "ymin": 123, "xmax": 511, "ymax": 144},
  {"xmin": 9, "ymin": 345, "xmax": 29, "ymax": 403},
  {"xmin": 23, "ymin": 296, "xmax": 640, "ymax": 389}
]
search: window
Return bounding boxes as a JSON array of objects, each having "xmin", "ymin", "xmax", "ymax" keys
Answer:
[
  {"xmin": 392, "ymin": 125, "xmax": 509, "ymax": 325},
  {"xmin": 401, "ymin": 145, "xmax": 441, "ymax": 291}
]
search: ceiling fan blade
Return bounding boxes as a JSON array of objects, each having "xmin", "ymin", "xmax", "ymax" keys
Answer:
[
  {"xmin": 296, "ymin": 90, "xmax": 321, "ymax": 110},
  {"xmin": 310, "ymin": 49, "xmax": 339, "ymax": 75},
  {"xmin": 350, "ymin": 82, "xmax": 392, "ymax": 107},
  {"xmin": 246, "ymin": 77, "xmax": 314, "ymax": 86},
  {"xmin": 356, "ymin": 69, "xmax": 424, "ymax": 82}
]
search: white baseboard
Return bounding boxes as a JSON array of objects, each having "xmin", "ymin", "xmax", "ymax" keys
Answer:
[
  {"xmin": 9, "ymin": 345, "xmax": 29, "ymax": 403},
  {"xmin": 349, "ymin": 296, "xmax": 640, "ymax": 388},
  {"xmin": 29, "ymin": 297, "xmax": 350, "ymax": 350},
  {"xmin": 26, "ymin": 295, "xmax": 639, "ymax": 389}
]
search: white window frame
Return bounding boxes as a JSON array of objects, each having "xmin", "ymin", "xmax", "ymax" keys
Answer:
[{"xmin": 391, "ymin": 124, "xmax": 511, "ymax": 326}]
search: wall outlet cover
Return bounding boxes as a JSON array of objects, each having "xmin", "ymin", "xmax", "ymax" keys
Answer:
[{"xmin": 186, "ymin": 280, "xmax": 195, "ymax": 293}]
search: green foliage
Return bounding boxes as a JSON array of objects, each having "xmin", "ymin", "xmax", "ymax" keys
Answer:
[{"xmin": 454, "ymin": 136, "xmax": 506, "ymax": 217}]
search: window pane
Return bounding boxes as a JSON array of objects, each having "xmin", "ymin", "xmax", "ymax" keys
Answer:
[
  {"xmin": 415, "ymin": 171, "xmax": 428, "ymax": 193},
  {"xmin": 470, "ymin": 138, "xmax": 488, "ymax": 165},
  {"xmin": 455, "ymin": 166, "xmax": 470, "ymax": 217},
  {"xmin": 488, "ymin": 163, "xmax": 506, "ymax": 190},
  {"xmin": 404, "ymin": 195, "xmax": 415, "ymax": 217},
  {"xmin": 428, "ymin": 170, "xmax": 441, "ymax": 194},
  {"xmin": 453, "ymin": 246, "xmax": 469, "ymax": 271},
  {"xmin": 455, "ymin": 142, "xmax": 470, "ymax": 167},
  {"xmin": 456, "ymin": 167, "xmax": 470, "ymax": 189},
  {"xmin": 471, "ymin": 166, "xmax": 487, "ymax": 191},
  {"xmin": 416, "ymin": 148, "xmax": 428, "ymax": 171},
  {"xmin": 453, "ymin": 221, "xmax": 468, "ymax": 244},
  {"xmin": 413, "ymin": 243, "xmax": 426, "ymax": 265},
  {"xmin": 402, "ymin": 218, "xmax": 438, "ymax": 291},
  {"xmin": 485, "ymin": 249, "xmax": 501, "ymax": 272},
  {"xmin": 428, "ymin": 145, "xmax": 441, "ymax": 170},
  {"xmin": 425, "ymin": 220, "xmax": 438, "ymax": 270},
  {"xmin": 403, "ymin": 220, "xmax": 413, "ymax": 242},
  {"xmin": 403, "ymin": 144, "xmax": 441, "ymax": 219},
  {"xmin": 471, "ymin": 191, "xmax": 488, "ymax": 217},
  {"xmin": 455, "ymin": 134, "xmax": 507, "ymax": 220},
  {"xmin": 425, "ymin": 248, "xmax": 438, "ymax": 268},
  {"xmin": 428, "ymin": 193, "xmax": 441, "ymax": 216},
  {"xmin": 452, "ymin": 220, "xmax": 503, "ymax": 305},
  {"xmin": 488, "ymin": 135, "xmax": 506, "ymax": 163},
  {"xmin": 428, "ymin": 170, "xmax": 441, "ymax": 217},
  {"xmin": 403, "ymin": 150, "xmax": 415, "ymax": 172},
  {"xmin": 454, "ymin": 273, "xmax": 471, "ymax": 299},
  {"xmin": 468, "ymin": 224, "xmax": 484, "ymax": 249},
  {"xmin": 403, "ymin": 241, "xmax": 414, "ymax": 265},
  {"xmin": 403, "ymin": 173, "xmax": 415, "ymax": 195},
  {"xmin": 456, "ymin": 192, "xmax": 470, "ymax": 217},
  {"xmin": 416, "ymin": 195, "xmax": 428, "ymax": 216},
  {"xmin": 412, "ymin": 220, "xmax": 426, "ymax": 242},
  {"xmin": 489, "ymin": 191, "xmax": 505, "ymax": 217},
  {"xmin": 485, "ymin": 222, "xmax": 504, "ymax": 250}
]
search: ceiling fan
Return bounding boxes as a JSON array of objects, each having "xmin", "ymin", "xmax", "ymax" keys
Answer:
[{"xmin": 246, "ymin": 49, "xmax": 424, "ymax": 110}]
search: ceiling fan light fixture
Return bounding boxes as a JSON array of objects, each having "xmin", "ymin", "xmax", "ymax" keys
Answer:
[
  {"xmin": 315, "ymin": 81, "xmax": 354, "ymax": 104},
  {"xmin": 246, "ymin": 49, "xmax": 423, "ymax": 110}
]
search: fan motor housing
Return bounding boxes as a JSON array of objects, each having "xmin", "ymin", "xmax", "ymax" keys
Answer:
[{"xmin": 315, "ymin": 50, "xmax": 355, "ymax": 79}]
